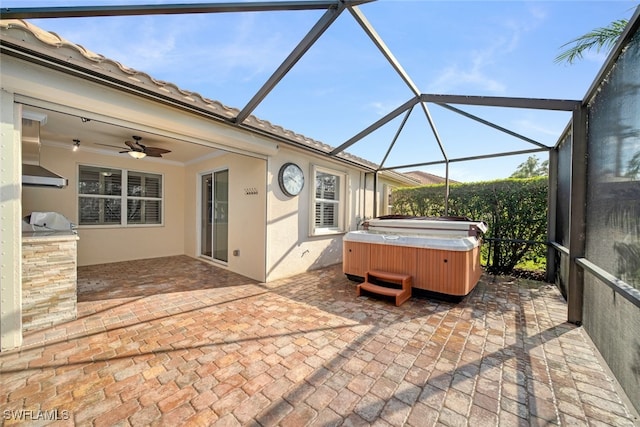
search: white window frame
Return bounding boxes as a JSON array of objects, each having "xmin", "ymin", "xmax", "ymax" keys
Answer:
[
  {"xmin": 77, "ymin": 164, "xmax": 164, "ymax": 228},
  {"xmin": 310, "ymin": 164, "xmax": 348, "ymax": 236}
]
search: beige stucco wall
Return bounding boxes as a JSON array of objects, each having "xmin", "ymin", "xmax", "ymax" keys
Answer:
[
  {"xmin": 21, "ymin": 141, "xmax": 404, "ymax": 282},
  {"xmin": 265, "ymin": 147, "xmax": 369, "ymax": 282},
  {"xmin": 4, "ymin": 48, "xmax": 276, "ymax": 272},
  {"xmin": 1, "ymin": 24, "xmax": 418, "ymax": 354},
  {"xmin": 0, "ymin": 93, "xmax": 23, "ymax": 350},
  {"xmin": 22, "ymin": 143, "xmax": 186, "ymax": 266},
  {"xmin": 184, "ymin": 152, "xmax": 267, "ymax": 282},
  {"xmin": 263, "ymin": 148, "xmax": 416, "ymax": 282},
  {"xmin": 4, "ymin": 36, "xmax": 414, "ymax": 291}
]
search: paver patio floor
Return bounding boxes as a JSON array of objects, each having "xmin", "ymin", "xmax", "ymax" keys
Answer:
[{"xmin": 1, "ymin": 256, "xmax": 638, "ymax": 426}]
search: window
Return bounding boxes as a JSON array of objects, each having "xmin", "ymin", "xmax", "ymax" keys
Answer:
[
  {"xmin": 78, "ymin": 165, "xmax": 163, "ymax": 226},
  {"xmin": 311, "ymin": 165, "xmax": 347, "ymax": 235}
]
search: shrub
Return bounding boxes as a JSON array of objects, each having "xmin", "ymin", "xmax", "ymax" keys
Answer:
[{"xmin": 392, "ymin": 177, "xmax": 548, "ymax": 274}]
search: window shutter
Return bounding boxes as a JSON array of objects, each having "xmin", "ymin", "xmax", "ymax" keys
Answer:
[{"xmin": 78, "ymin": 166, "xmax": 162, "ymax": 226}]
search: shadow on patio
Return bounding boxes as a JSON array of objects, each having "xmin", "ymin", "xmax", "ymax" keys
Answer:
[
  {"xmin": 1, "ymin": 256, "xmax": 637, "ymax": 426},
  {"xmin": 77, "ymin": 255, "xmax": 260, "ymax": 302}
]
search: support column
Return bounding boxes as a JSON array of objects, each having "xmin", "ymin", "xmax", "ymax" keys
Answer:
[
  {"xmin": 546, "ymin": 148, "xmax": 559, "ymax": 283},
  {"xmin": 567, "ymin": 105, "xmax": 587, "ymax": 324},
  {"xmin": 0, "ymin": 93, "xmax": 22, "ymax": 351}
]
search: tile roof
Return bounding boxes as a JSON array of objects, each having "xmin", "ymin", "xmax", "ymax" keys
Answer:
[
  {"xmin": 404, "ymin": 170, "xmax": 459, "ymax": 185},
  {"xmin": 0, "ymin": 18, "xmax": 411, "ymax": 183}
]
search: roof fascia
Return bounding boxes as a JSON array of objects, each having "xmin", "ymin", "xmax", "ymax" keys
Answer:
[
  {"xmin": 378, "ymin": 170, "xmax": 420, "ymax": 186},
  {"xmin": 1, "ymin": 40, "xmax": 238, "ymax": 124},
  {"xmin": 242, "ymin": 122, "xmax": 377, "ymax": 172}
]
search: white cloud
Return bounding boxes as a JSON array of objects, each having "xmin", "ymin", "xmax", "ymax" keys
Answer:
[
  {"xmin": 367, "ymin": 100, "xmax": 399, "ymax": 117},
  {"xmin": 428, "ymin": 61, "xmax": 506, "ymax": 94},
  {"xmin": 427, "ymin": 7, "xmax": 545, "ymax": 95},
  {"xmin": 36, "ymin": 13, "xmax": 303, "ymax": 86},
  {"xmin": 513, "ymin": 118, "xmax": 565, "ymax": 138}
]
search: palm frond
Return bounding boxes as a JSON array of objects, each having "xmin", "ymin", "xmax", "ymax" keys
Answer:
[{"xmin": 554, "ymin": 19, "xmax": 628, "ymax": 64}]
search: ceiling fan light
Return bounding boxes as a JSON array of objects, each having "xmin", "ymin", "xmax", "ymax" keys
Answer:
[{"xmin": 128, "ymin": 151, "xmax": 146, "ymax": 159}]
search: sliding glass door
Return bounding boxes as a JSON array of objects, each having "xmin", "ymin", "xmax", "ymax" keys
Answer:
[{"xmin": 200, "ymin": 169, "xmax": 228, "ymax": 262}]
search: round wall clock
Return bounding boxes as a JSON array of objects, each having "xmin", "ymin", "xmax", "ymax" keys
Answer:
[{"xmin": 278, "ymin": 162, "xmax": 304, "ymax": 197}]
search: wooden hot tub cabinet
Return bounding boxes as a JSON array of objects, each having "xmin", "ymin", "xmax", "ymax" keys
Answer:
[{"xmin": 343, "ymin": 218, "xmax": 486, "ymax": 297}]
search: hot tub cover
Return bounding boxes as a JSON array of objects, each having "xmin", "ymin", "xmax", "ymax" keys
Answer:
[
  {"xmin": 363, "ymin": 216, "xmax": 487, "ymax": 237},
  {"xmin": 344, "ymin": 230, "xmax": 480, "ymax": 251}
]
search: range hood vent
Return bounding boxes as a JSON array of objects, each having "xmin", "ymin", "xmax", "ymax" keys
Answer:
[{"xmin": 22, "ymin": 118, "xmax": 68, "ymax": 188}]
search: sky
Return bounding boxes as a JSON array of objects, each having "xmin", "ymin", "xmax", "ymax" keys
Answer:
[{"xmin": 4, "ymin": 0, "xmax": 639, "ymax": 181}]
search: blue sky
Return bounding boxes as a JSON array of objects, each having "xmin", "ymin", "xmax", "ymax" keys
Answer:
[{"xmin": 6, "ymin": 0, "xmax": 638, "ymax": 181}]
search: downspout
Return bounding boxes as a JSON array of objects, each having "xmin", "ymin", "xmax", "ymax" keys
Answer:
[
  {"xmin": 444, "ymin": 161, "xmax": 450, "ymax": 215},
  {"xmin": 373, "ymin": 171, "xmax": 378, "ymax": 218},
  {"xmin": 361, "ymin": 171, "xmax": 374, "ymax": 229},
  {"xmin": 359, "ymin": 171, "xmax": 366, "ymax": 229}
]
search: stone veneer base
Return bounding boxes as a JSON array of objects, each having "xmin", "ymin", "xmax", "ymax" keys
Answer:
[{"xmin": 22, "ymin": 232, "xmax": 79, "ymax": 332}]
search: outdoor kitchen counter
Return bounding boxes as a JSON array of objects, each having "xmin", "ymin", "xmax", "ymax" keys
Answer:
[
  {"xmin": 22, "ymin": 231, "xmax": 79, "ymax": 332},
  {"xmin": 22, "ymin": 229, "xmax": 78, "ymax": 240}
]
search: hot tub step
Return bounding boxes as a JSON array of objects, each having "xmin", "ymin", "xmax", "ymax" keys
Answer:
[{"xmin": 357, "ymin": 270, "xmax": 411, "ymax": 306}]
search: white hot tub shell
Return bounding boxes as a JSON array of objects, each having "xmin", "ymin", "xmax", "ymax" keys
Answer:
[{"xmin": 343, "ymin": 218, "xmax": 486, "ymax": 297}]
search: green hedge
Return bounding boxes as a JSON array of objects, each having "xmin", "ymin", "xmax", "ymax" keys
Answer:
[{"xmin": 392, "ymin": 177, "xmax": 548, "ymax": 274}]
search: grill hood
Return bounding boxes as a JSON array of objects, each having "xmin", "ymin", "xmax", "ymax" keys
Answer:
[{"xmin": 22, "ymin": 118, "xmax": 68, "ymax": 188}]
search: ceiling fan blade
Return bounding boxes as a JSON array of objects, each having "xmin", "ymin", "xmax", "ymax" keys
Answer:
[
  {"xmin": 144, "ymin": 147, "xmax": 171, "ymax": 156},
  {"xmin": 125, "ymin": 140, "xmax": 143, "ymax": 151}
]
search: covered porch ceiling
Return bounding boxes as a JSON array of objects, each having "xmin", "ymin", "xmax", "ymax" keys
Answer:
[{"xmin": 21, "ymin": 105, "xmax": 221, "ymax": 165}]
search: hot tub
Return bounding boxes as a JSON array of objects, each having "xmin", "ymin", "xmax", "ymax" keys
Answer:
[{"xmin": 343, "ymin": 217, "xmax": 486, "ymax": 297}]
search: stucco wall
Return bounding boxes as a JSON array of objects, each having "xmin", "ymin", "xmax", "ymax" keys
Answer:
[
  {"xmin": 184, "ymin": 152, "xmax": 267, "ymax": 282},
  {"xmin": 5, "ymin": 35, "xmax": 411, "ymax": 286},
  {"xmin": 22, "ymin": 143, "xmax": 186, "ymax": 266},
  {"xmin": 0, "ymin": 95, "xmax": 23, "ymax": 350},
  {"xmin": 265, "ymin": 148, "xmax": 368, "ymax": 282}
]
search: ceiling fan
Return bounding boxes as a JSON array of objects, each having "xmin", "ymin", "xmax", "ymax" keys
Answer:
[{"xmin": 97, "ymin": 135, "xmax": 171, "ymax": 158}]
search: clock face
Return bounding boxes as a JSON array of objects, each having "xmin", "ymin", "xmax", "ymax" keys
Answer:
[{"xmin": 279, "ymin": 163, "xmax": 304, "ymax": 197}]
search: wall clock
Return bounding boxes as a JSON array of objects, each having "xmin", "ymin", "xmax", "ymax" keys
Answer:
[{"xmin": 278, "ymin": 162, "xmax": 304, "ymax": 197}]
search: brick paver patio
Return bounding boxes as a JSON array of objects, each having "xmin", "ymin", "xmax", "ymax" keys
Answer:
[{"xmin": 1, "ymin": 256, "xmax": 638, "ymax": 426}]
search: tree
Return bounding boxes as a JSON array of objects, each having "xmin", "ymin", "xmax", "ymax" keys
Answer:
[
  {"xmin": 555, "ymin": 19, "xmax": 628, "ymax": 64},
  {"xmin": 627, "ymin": 151, "xmax": 640, "ymax": 179},
  {"xmin": 510, "ymin": 155, "xmax": 548, "ymax": 178}
]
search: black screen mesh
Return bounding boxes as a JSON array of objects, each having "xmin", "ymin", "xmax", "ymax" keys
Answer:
[{"xmin": 585, "ymin": 30, "xmax": 640, "ymax": 289}]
